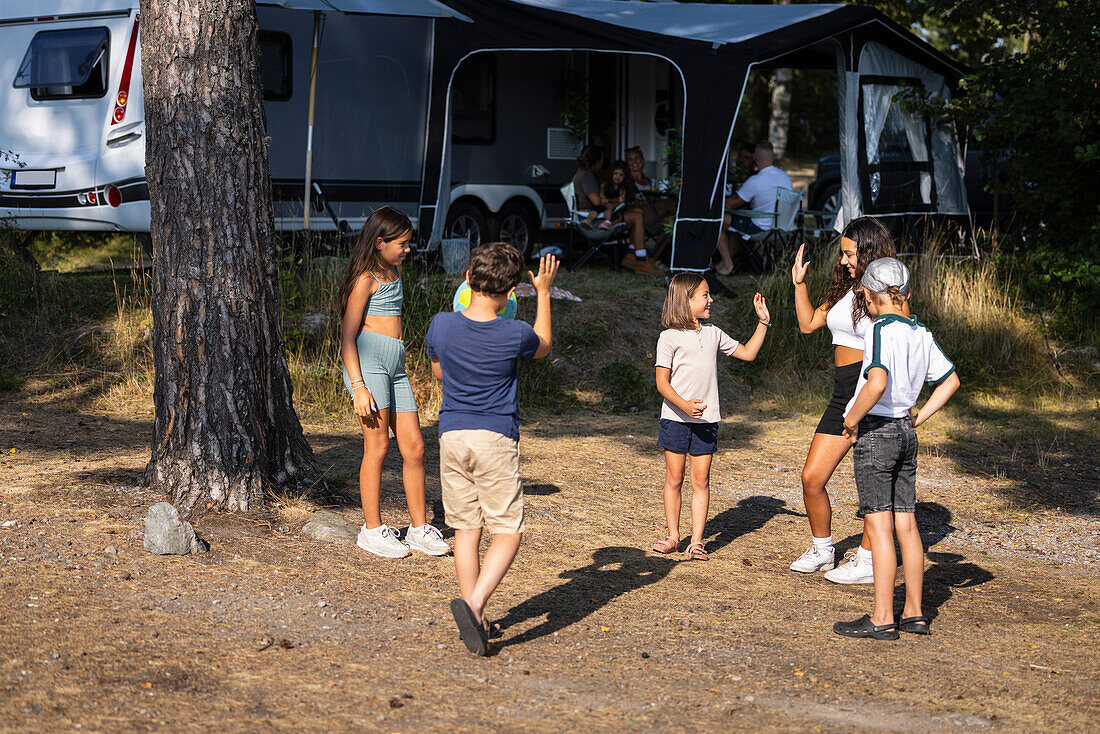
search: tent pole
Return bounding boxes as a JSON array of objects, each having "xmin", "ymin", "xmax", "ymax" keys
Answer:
[{"xmin": 303, "ymin": 10, "xmax": 321, "ymax": 231}]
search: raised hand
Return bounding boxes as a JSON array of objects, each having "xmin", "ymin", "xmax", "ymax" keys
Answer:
[
  {"xmin": 753, "ymin": 292, "xmax": 770, "ymax": 325},
  {"xmin": 528, "ymin": 254, "xmax": 560, "ymax": 294},
  {"xmin": 791, "ymin": 243, "xmax": 809, "ymax": 285}
]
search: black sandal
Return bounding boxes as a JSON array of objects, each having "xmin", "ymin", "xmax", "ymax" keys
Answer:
[
  {"xmin": 898, "ymin": 615, "xmax": 931, "ymax": 635},
  {"xmin": 450, "ymin": 599, "xmax": 488, "ymax": 656},
  {"xmin": 482, "ymin": 619, "xmax": 503, "ymax": 640},
  {"xmin": 833, "ymin": 614, "xmax": 899, "ymax": 640}
]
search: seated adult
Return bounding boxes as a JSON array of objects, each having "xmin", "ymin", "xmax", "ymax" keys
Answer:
[
  {"xmin": 728, "ymin": 142, "xmax": 757, "ymax": 189},
  {"xmin": 715, "ymin": 140, "xmax": 793, "ymax": 275},
  {"xmin": 572, "ymin": 145, "xmax": 658, "ymax": 274}
]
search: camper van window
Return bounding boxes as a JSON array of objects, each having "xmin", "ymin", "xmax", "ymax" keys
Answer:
[
  {"xmin": 14, "ymin": 27, "xmax": 109, "ymax": 101},
  {"xmin": 258, "ymin": 31, "xmax": 292, "ymax": 102},
  {"xmin": 452, "ymin": 54, "xmax": 496, "ymax": 145}
]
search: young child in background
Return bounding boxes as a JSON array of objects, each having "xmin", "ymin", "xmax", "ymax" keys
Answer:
[
  {"xmin": 834, "ymin": 258, "xmax": 960, "ymax": 640},
  {"xmin": 597, "ymin": 160, "xmax": 634, "ymax": 230},
  {"xmin": 338, "ymin": 206, "xmax": 450, "ymax": 558},
  {"xmin": 426, "ymin": 243, "xmax": 559, "ymax": 656},
  {"xmin": 652, "ymin": 274, "xmax": 770, "ymax": 560}
]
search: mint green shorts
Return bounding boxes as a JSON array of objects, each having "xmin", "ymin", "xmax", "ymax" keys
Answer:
[{"xmin": 341, "ymin": 330, "xmax": 418, "ymax": 413}]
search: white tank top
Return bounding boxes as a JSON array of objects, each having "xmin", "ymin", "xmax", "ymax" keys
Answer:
[{"xmin": 826, "ymin": 289, "xmax": 871, "ymax": 350}]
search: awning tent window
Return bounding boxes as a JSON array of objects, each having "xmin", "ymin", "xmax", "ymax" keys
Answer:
[
  {"xmin": 452, "ymin": 54, "xmax": 496, "ymax": 145},
  {"xmin": 14, "ymin": 27, "xmax": 109, "ymax": 101},
  {"xmin": 858, "ymin": 77, "xmax": 935, "ymax": 214},
  {"xmin": 258, "ymin": 31, "xmax": 293, "ymax": 102}
]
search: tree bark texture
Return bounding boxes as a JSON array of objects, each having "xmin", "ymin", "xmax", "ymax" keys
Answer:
[
  {"xmin": 768, "ymin": 68, "xmax": 792, "ymax": 160},
  {"xmin": 140, "ymin": 0, "xmax": 318, "ymax": 516},
  {"xmin": 767, "ymin": 0, "xmax": 792, "ymax": 160}
]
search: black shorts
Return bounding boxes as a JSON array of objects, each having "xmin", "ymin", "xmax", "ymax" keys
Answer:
[{"xmin": 815, "ymin": 362, "xmax": 861, "ymax": 436}]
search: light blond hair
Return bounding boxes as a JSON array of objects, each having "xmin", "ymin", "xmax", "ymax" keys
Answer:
[
  {"xmin": 662, "ymin": 273, "xmax": 705, "ymax": 329},
  {"xmin": 868, "ymin": 285, "xmax": 908, "ymax": 308}
]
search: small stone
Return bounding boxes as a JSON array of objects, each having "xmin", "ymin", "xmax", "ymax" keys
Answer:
[
  {"xmin": 744, "ymin": 696, "xmax": 754, "ymax": 703},
  {"xmin": 641, "ymin": 652, "xmax": 650, "ymax": 659},
  {"xmin": 229, "ymin": 583, "xmax": 239, "ymax": 590},
  {"xmin": 388, "ymin": 698, "xmax": 403, "ymax": 709},
  {"xmin": 317, "ymin": 601, "xmax": 328, "ymax": 608},
  {"xmin": 301, "ymin": 511, "xmax": 358, "ymax": 544},
  {"xmin": 104, "ymin": 546, "xmax": 117, "ymax": 555},
  {"xmin": 50, "ymin": 652, "xmax": 60, "ymax": 660},
  {"xmin": 278, "ymin": 525, "xmax": 290, "ymax": 534},
  {"xmin": 143, "ymin": 503, "xmax": 208, "ymax": 555}
]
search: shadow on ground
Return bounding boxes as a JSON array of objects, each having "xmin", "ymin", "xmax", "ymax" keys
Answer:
[{"xmin": 494, "ymin": 546, "xmax": 676, "ymax": 648}]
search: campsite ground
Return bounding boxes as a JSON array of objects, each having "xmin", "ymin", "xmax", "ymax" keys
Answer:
[{"xmin": 1, "ymin": 265, "xmax": 1098, "ymax": 732}]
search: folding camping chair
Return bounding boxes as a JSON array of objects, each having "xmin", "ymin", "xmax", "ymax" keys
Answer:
[
  {"xmin": 560, "ymin": 181, "xmax": 628, "ymax": 272},
  {"xmin": 728, "ymin": 186, "xmax": 803, "ymax": 270}
]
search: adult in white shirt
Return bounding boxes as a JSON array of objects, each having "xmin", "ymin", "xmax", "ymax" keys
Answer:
[{"xmin": 714, "ymin": 141, "xmax": 793, "ymax": 275}]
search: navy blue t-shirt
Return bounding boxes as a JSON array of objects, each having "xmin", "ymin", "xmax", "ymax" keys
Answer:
[{"xmin": 425, "ymin": 311, "xmax": 541, "ymax": 441}]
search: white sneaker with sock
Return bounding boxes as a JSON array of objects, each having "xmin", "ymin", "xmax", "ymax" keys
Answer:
[
  {"xmin": 356, "ymin": 524, "xmax": 410, "ymax": 558},
  {"xmin": 789, "ymin": 544, "xmax": 835, "ymax": 573},
  {"xmin": 823, "ymin": 548, "xmax": 874, "ymax": 584},
  {"xmin": 405, "ymin": 524, "xmax": 450, "ymax": 556}
]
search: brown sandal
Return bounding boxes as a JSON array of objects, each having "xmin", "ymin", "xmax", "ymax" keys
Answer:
[
  {"xmin": 685, "ymin": 542, "xmax": 709, "ymax": 561},
  {"xmin": 653, "ymin": 537, "xmax": 679, "ymax": 554}
]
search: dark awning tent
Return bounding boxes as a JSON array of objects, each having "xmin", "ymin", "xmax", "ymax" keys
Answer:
[{"xmin": 422, "ymin": 0, "xmax": 971, "ymax": 269}]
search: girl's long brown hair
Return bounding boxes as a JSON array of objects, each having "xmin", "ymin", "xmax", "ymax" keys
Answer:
[
  {"xmin": 823, "ymin": 216, "xmax": 896, "ymax": 326},
  {"xmin": 662, "ymin": 272, "xmax": 706, "ymax": 330},
  {"xmin": 338, "ymin": 206, "xmax": 413, "ymax": 319}
]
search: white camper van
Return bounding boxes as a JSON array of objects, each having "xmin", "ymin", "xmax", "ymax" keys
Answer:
[
  {"xmin": 0, "ymin": 2, "xmax": 147, "ymax": 234},
  {"xmin": 0, "ymin": 1, "xmax": 680, "ymax": 258}
]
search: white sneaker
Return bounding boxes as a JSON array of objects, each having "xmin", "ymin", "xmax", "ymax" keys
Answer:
[
  {"xmin": 356, "ymin": 524, "xmax": 410, "ymax": 558},
  {"xmin": 789, "ymin": 544, "xmax": 835, "ymax": 573},
  {"xmin": 823, "ymin": 550, "xmax": 874, "ymax": 584},
  {"xmin": 405, "ymin": 524, "xmax": 450, "ymax": 556}
]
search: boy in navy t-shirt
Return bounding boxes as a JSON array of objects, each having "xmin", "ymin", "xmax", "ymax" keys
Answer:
[{"xmin": 426, "ymin": 242, "xmax": 558, "ymax": 656}]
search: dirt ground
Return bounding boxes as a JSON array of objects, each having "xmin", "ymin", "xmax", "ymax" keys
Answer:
[{"xmin": 1, "ymin": 380, "xmax": 1098, "ymax": 733}]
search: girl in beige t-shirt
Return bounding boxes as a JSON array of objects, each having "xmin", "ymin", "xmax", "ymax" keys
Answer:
[{"xmin": 653, "ymin": 274, "xmax": 770, "ymax": 560}]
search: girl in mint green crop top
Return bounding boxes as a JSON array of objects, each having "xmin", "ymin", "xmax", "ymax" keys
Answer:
[{"xmin": 337, "ymin": 206, "xmax": 446, "ymax": 552}]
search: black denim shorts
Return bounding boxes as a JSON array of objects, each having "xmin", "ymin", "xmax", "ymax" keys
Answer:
[
  {"xmin": 853, "ymin": 414, "xmax": 917, "ymax": 517},
  {"xmin": 816, "ymin": 362, "xmax": 861, "ymax": 436}
]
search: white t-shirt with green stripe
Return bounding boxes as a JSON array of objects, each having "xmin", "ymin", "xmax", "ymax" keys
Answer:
[{"xmin": 844, "ymin": 314, "xmax": 955, "ymax": 419}]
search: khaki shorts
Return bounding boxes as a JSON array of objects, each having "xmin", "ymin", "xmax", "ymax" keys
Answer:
[{"xmin": 439, "ymin": 429, "xmax": 524, "ymax": 534}]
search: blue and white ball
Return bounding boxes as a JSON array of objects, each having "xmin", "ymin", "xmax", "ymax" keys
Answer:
[{"xmin": 452, "ymin": 279, "xmax": 518, "ymax": 319}]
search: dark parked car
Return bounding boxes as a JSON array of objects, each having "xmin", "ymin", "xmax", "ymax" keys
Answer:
[{"xmin": 808, "ymin": 148, "xmax": 995, "ymax": 231}]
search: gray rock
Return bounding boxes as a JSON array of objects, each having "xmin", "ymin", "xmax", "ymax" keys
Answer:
[
  {"xmin": 143, "ymin": 502, "xmax": 208, "ymax": 555},
  {"xmin": 301, "ymin": 510, "xmax": 359, "ymax": 544},
  {"xmin": 299, "ymin": 313, "xmax": 331, "ymax": 336}
]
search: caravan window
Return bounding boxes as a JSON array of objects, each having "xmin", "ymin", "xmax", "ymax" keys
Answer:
[
  {"xmin": 452, "ymin": 54, "xmax": 496, "ymax": 145},
  {"xmin": 858, "ymin": 77, "xmax": 936, "ymax": 214},
  {"xmin": 14, "ymin": 27, "xmax": 109, "ymax": 101},
  {"xmin": 258, "ymin": 31, "xmax": 292, "ymax": 102}
]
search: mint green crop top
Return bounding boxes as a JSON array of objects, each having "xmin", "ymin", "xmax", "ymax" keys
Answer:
[{"xmin": 364, "ymin": 271, "xmax": 403, "ymax": 316}]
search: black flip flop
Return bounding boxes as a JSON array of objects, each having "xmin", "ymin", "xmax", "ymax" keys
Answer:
[
  {"xmin": 483, "ymin": 619, "xmax": 503, "ymax": 640},
  {"xmin": 833, "ymin": 614, "xmax": 899, "ymax": 640},
  {"xmin": 450, "ymin": 598, "xmax": 487, "ymax": 656},
  {"xmin": 898, "ymin": 615, "xmax": 931, "ymax": 635}
]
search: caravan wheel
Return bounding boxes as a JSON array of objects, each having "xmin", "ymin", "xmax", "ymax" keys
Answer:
[
  {"xmin": 445, "ymin": 203, "xmax": 488, "ymax": 249},
  {"xmin": 493, "ymin": 203, "xmax": 536, "ymax": 258}
]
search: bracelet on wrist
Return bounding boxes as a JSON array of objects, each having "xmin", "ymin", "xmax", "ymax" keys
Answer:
[
  {"xmin": 759, "ymin": 320, "xmax": 771, "ymax": 328},
  {"xmin": 353, "ymin": 384, "xmax": 367, "ymax": 391}
]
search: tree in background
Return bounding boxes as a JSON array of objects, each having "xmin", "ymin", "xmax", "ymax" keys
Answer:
[
  {"xmin": 139, "ymin": 0, "xmax": 320, "ymax": 515},
  {"xmin": 897, "ymin": 0, "xmax": 1100, "ymax": 304}
]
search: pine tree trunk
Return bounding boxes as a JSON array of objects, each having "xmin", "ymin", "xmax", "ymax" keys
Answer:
[
  {"xmin": 768, "ymin": 67, "xmax": 792, "ymax": 159},
  {"xmin": 140, "ymin": 0, "xmax": 319, "ymax": 516},
  {"xmin": 767, "ymin": 0, "xmax": 792, "ymax": 159}
]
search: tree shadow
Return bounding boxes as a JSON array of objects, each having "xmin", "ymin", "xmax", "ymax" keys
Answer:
[
  {"xmin": 702, "ymin": 495, "xmax": 801, "ymax": 554},
  {"xmin": 494, "ymin": 546, "xmax": 677, "ymax": 648},
  {"xmin": 933, "ymin": 391, "xmax": 1100, "ymax": 517}
]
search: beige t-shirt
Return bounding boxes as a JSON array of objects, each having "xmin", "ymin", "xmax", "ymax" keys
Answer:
[{"xmin": 655, "ymin": 324, "xmax": 739, "ymax": 424}]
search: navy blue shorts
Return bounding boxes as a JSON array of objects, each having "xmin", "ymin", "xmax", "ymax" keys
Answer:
[{"xmin": 658, "ymin": 419, "xmax": 718, "ymax": 455}]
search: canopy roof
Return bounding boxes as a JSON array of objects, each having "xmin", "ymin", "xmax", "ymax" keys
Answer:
[
  {"xmin": 510, "ymin": 0, "xmax": 843, "ymax": 47},
  {"xmin": 0, "ymin": 0, "xmax": 468, "ymax": 22}
]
